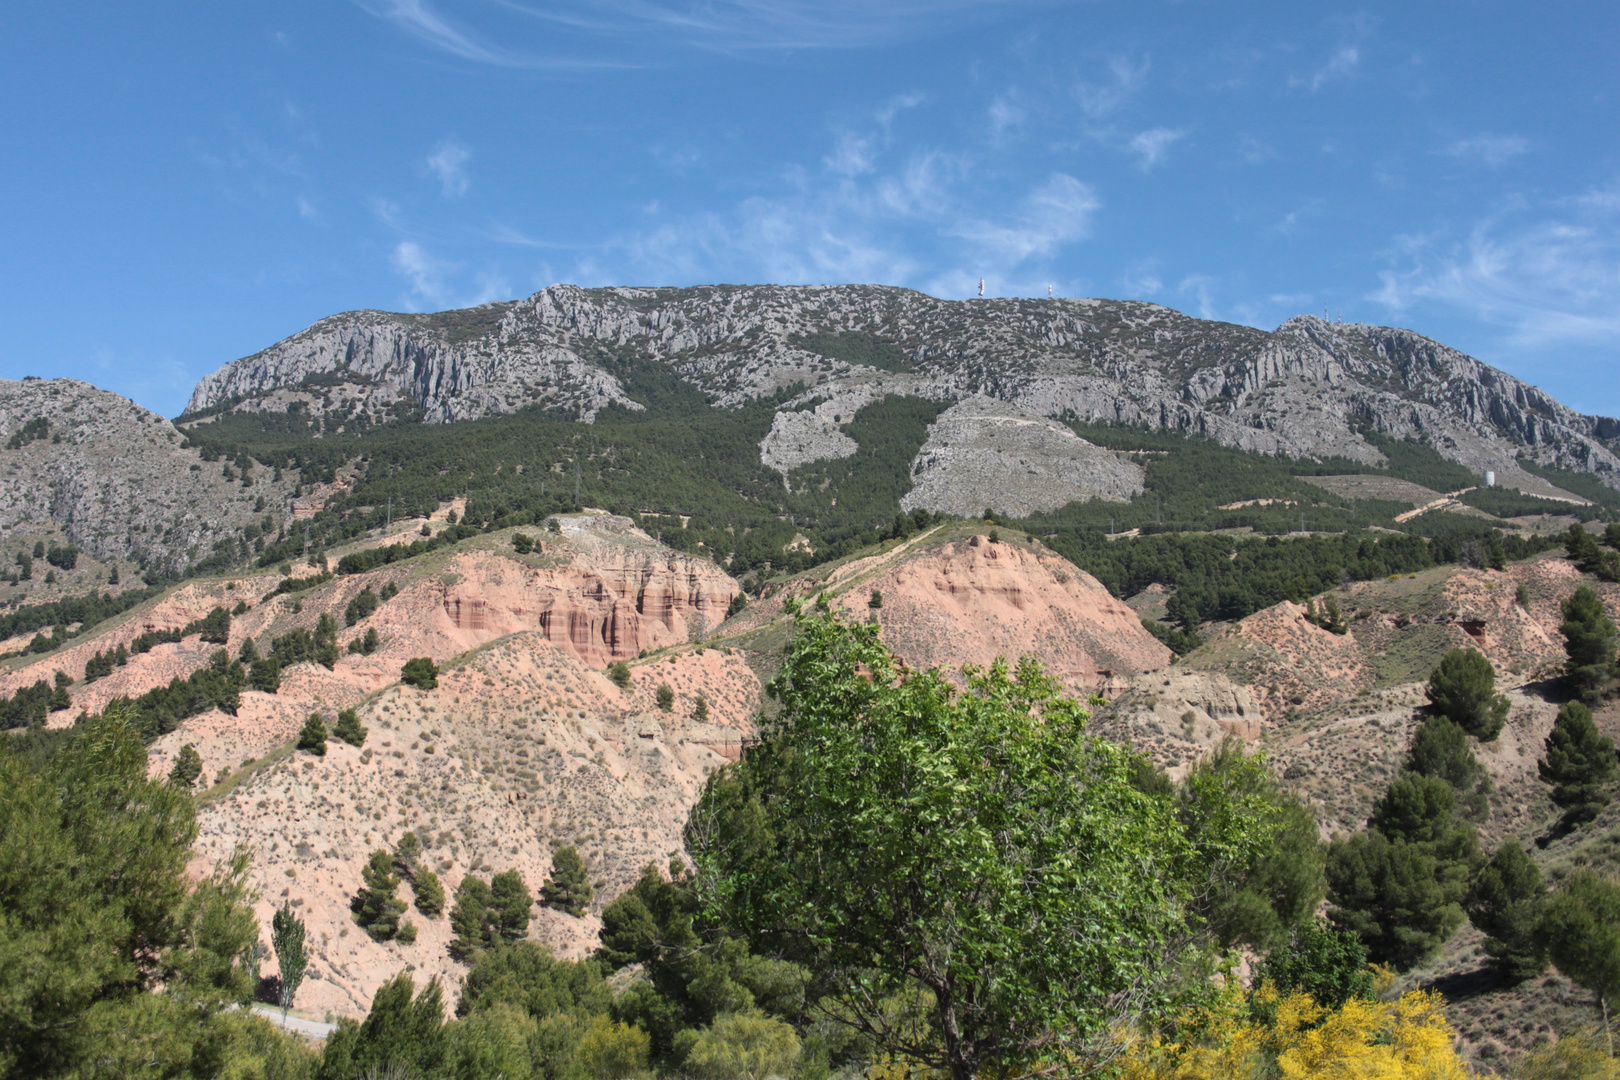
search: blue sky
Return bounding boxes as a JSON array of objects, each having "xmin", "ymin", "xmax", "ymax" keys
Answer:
[{"xmin": 2, "ymin": 2, "xmax": 1617, "ymax": 419}]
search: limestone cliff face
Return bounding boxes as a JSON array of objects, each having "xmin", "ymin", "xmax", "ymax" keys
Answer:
[
  {"xmin": 185, "ymin": 284, "xmax": 1620, "ymax": 496},
  {"xmin": 0, "ymin": 378, "xmax": 294, "ymax": 572}
]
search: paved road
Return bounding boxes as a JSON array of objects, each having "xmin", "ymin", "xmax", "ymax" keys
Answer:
[{"xmin": 251, "ymin": 1004, "xmax": 338, "ymax": 1039}]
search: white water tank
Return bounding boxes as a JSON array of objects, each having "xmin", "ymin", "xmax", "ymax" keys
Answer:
[{"xmin": 1485, "ymin": 470, "xmax": 1496, "ymax": 488}]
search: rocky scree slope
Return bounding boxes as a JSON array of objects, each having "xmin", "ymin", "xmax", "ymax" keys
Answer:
[
  {"xmin": 0, "ymin": 378, "xmax": 295, "ymax": 573},
  {"xmin": 187, "ymin": 284, "xmax": 1620, "ymax": 498}
]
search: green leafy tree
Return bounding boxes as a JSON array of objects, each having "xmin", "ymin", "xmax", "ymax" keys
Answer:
[
  {"xmin": 352, "ymin": 849, "xmax": 408, "ymax": 941},
  {"xmin": 331, "ymin": 707, "xmax": 367, "ymax": 747},
  {"xmin": 1426, "ymin": 648, "xmax": 1510, "ymax": 741},
  {"xmin": 317, "ymin": 973, "xmax": 448, "ymax": 1080},
  {"xmin": 540, "ymin": 846, "xmax": 594, "ymax": 917},
  {"xmin": 655, "ymin": 684, "xmax": 675, "ymax": 712},
  {"xmin": 1541, "ymin": 700, "xmax": 1620, "ymax": 829},
  {"xmin": 687, "ymin": 604, "xmax": 1277, "ymax": 1080},
  {"xmin": 512, "ymin": 533, "xmax": 534, "ymax": 554},
  {"xmin": 271, "ymin": 901, "xmax": 308, "ymax": 1019},
  {"xmin": 489, "ymin": 869, "xmax": 533, "ymax": 943},
  {"xmin": 607, "ymin": 660, "xmax": 632, "ymax": 691},
  {"xmin": 0, "ymin": 707, "xmax": 258, "ymax": 1076},
  {"xmin": 691, "ymin": 694, "xmax": 709, "ymax": 722},
  {"xmin": 401, "ymin": 656, "xmax": 439, "ymax": 690},
  {"xmin": 1176, "ymin": 738, "xmax": 1325, "ymax": 952},
  {"xmin": 1563, "ymin": 586, "xmax": 1619, "ymax": 700},
  {"xmin": 296, "ymin": 712, "xmax": 328, "ymax": 756},
  {"xmin": 451, "ymin": 875, "xmax": 494, "ymax": 961},
  {"xmin": 1254, "ymin": 918, "xmax": 1375, "ymax": 1010},
  {"xmin": 169, "ymin": 743, "xmax": 203, "ymax": 789},
  {"xmin": 1466, "ymin": 839, "xmax": 1546, "ymax": 983},
  {"xmin": 1537, "ymin": 869, "xmax": 1620, "ymax": 1051}
]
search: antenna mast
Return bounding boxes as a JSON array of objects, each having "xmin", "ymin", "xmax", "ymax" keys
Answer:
[{"xmin": 978, "ymin": 278, "xmax": 985, "ymax": 298}]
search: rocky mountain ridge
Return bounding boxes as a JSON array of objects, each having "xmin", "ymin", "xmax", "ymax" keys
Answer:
[
  {"xmin": 186, "ymin": 284, "xmax": 1620, "ymax": 495},
  {"xmin": 0, "ymin": 377, "xmax": 293, "ymax": 574}
]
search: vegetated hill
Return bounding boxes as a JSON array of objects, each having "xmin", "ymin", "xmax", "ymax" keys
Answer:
[
  {"xmin": 1092, "ymin": 547, "xmax": 1620, "ymax": 1068},
  {"xmin": 2, "ymin": 510, "xmax": 753, "ymax": 1018},
  {"xmin": 0, "ymin": 377, "xmax": 296, "ymax": 577},
  {"xmin": 185, "ymin": 283, "xmax": 1620, "ymax": 496}
]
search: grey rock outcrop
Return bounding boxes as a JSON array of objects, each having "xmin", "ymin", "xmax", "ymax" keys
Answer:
[
  {"xmin": 0, "ymin": 379, "xmax": 295, "ymax": 573},
  {"xmin": 900, "ymin": 398, "xmax": 1144, "ymax": 518},
  {"xmin": 185, "ymin": 284, "xmax": 1620, "ymax": 492}
]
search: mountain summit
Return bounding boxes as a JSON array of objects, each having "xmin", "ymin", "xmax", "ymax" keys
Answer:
[{"xmin": 186, "ymin": 284, "xmax": 1620, "ymax": 495}]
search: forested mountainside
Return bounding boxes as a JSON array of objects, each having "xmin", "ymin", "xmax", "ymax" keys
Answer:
[{"xmin": 185, "ymin": 284, "xmax": 1620, "ymax": 491}]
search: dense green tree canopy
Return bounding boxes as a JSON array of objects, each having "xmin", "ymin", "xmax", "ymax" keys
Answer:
[
  {"xmin": 1425, "ymin": 648, "xmax": 1509, "ymax": 742},
  {"xmin": 687, "ymin": 604, "xmax": 1280, "ymax": 1080}
]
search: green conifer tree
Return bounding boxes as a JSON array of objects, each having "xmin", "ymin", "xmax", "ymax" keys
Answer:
[
  {"xmin": 540, "ymin": 846, "xmax": 594, "ymax": 917},
  {"xmin": 1466, "ymin": 839, "xmax": 1546, "ymax": 983},
  {"xmin": 332, "ymin": 708, "xmax": 367, "ymax": 747},
  {"xmin": 692, "ymin": 694, "xmax": 709, "ymax": 722},
  {"xmin": 655, "ymin": 684, "xmax": 674, "ymax": 712},
  {"xmin": 1404, "ymin": 716, "xmax": 1491, "ymax": 818},
  {"xmin": 401, "ymin": 657, "xmax": 439, "ymax": 690},
  {"xmin": 1539, "ymin": 701, "xmax": 1620, "ymax": 828},
  {"xmin": 296, "ymin": 713, "xmax": 327, "ymax": 756},
  {"xmin": 413, "ymin": 869, "xmax": 446, "ymax": 917},
  {"xmin": 351, "ymin": 850, "xmax": 407, "ymax": 941},
  {"xmin": 450, "ymin": 875, "xmax": 493, "ymax": 961},
  {"xmin": 489, "ymin": 870, "xmax": 532, "ymax": 943},
  {"xmin": 1562, "ymin": 586, "xmax": 1619, "ymax": 700},
  {"xmin": 169, "ymin": 744, "xmax": 203, "ymax": 789},
  {"xmin": 1426, "ymin": 648, "xmax": 1509, "ymax": 741}
]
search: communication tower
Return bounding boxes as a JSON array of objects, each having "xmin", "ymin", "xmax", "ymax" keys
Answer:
[{"xmin": 978, "ymin": 278, "xmax": 985, "ymax": 298}]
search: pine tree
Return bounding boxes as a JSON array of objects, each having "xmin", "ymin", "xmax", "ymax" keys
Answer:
[
  {"xmin": 449, "ymin": 875, "xmax": 493, "ymax": 961},
  {"xmin": 352, "ymin": 849, "xmax": 408, "ymax": 941},
  {"xmin": 332, "ymin": 708, "xmax": 367, "ymax": 747},
  {"xmin": 296, "ymin": 713, "xmax": 327, "ymax": 756},
  {"xmin": 1539, "ymin": 701, "xmax": 1620, "ymax": 828},
  {"xmin": 489, "ymin": 870, "xmax": 533, "ymax": 943},
  {"xmin": 692, "ymin": 694, "xmax": 709, "ymax": 722},
  {"xmin": 1537, "ymin": 869, "xmax": 1620, "ymax": 1050},
  {"xmin": 1466, "ymin": 839, "xmax": 1546, "ymax": 983},
  {"xmin": 1404, "ymin": 716, "xmax": 1490, "ymax": 818},
  {"xmin": 655, "ymin": 684, "xmax": 674, "ymax": 712},
  {"xmin": 168, "ymin": 744, "xmax": 203, "ymax": 789},
  {"xmin": 1425, "ymin": 648, "xmax": 1509, "ymax": 741},
  {"xmin": 49, "ymin": 671, "xmax": 71, "ymax": 712},
  {"xmin": 540, "ymin": 846, "xmax": 594, "ymax": 917},
  {"xmin": 401, "ymin": 657, "xmax": 439, "ymax": 690},
  {"xmin": 413, "ymin": 869, "xmax": 446, "ymax": 917},
  {"xmin": 1563, "ymin": 586, "xmax": 1619, "ymax": 699},
  {"xmin": 607, "ymin": 661, "xmax": 632, "ymax": 691},
  {"xmin": 272, "ymin": 900, "xmax": 308, "ymax": 1018}
]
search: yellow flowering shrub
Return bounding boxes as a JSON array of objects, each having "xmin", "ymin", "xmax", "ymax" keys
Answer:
[{"xmin": 1120, "ymin": 983, "xmax": 1468, "ymax": 1080}]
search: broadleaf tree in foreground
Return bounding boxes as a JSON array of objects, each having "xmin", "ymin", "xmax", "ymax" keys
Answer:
[{"xmin": 686, "ymin": 602, "xmax": 1282, "ymax": 1080}]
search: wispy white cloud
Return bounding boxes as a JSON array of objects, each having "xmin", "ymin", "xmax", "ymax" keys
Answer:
[
  {"xmin": 1075, "ymin": 55, "xmax": 1148, "ymax": 120},
  {"xmin": 358, "ymin": 0, "xmax": 1016, "ymax": 64},
  {"xmin": 1295, "ymin": 45, "xmax": 1359, "ymax": 91},
  {"xmin": 1370, "ymin": 187, "xmax": 1620, "ymax": 350},
  {"xmin": 1178, "ymin": 274, "xmax": 1217, "ymax": 319},
  {"xmin": 988, "ymin": 94, "xmax": 1025, "ymax": 136},
  {"xmin": 390, "ymin": 241, "xmax": 510, "ymax": 309},
  {"xmin": 824, "ymin": 132, "xmax": 874, "ymax": 177},
  {"xmin": 1129, "ymin": 127, "xmax": 1186, "ymax": 170},
  {"xmin": 427, "ymin": 141, "xmax": 471, "ymax": 197},
  {"xmin": 1444, "ymin": 133, "xmax": 1529, "ymax": 168},
  {"xmin": 296, "ymin": 196, "xmax": 320, "ymax": 223}
]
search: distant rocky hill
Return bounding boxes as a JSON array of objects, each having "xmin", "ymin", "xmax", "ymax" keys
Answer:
[
  {"xmin": 0, "ymin": 378, "xmax": 293, "ymax": 575},
  {"xmin": 185, "ymin": 284, "xmax": 1620, "ymax": 506}
]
